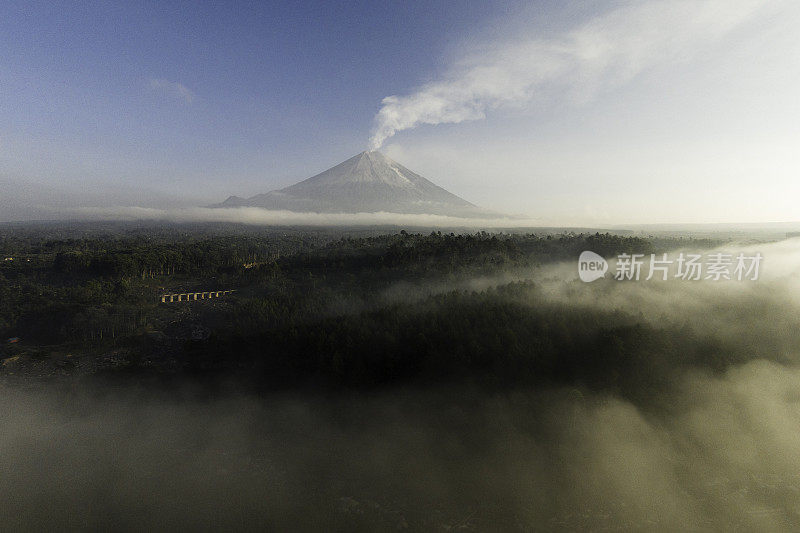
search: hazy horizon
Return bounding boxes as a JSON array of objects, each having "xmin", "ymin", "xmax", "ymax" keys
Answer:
[{"xmin": 2, "ymin": 0, "xmax": 799, "ymax": 224}]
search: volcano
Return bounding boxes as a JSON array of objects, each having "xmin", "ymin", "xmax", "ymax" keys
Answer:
[{"xmin": 213, "ymin": 151, "xmax": 488, "ymax": 217}]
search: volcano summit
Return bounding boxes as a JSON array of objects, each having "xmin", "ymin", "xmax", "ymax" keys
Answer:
[{"xmin": 214, "ymin": 151, "xmax": 487, "ymax": 217}]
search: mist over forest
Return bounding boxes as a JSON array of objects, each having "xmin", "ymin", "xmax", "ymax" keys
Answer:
[
  {"xmin": 1, "ymin": 223, "xmax": 798, "ymax": 530},
  {"xmin": 5, "ymin": 0, "xmax": 800, "ymax": 529}
]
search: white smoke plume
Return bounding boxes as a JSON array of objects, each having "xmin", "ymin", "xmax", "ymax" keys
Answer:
[{"xmin": 369, "ymin": 0, "xmax": 768, "ymax": 150}]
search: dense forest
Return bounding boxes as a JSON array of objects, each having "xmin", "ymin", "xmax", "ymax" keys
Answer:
[
  {"xmin": 0, "ymin": 222, "xmax": 743, "ymax": 401},
  {"xmin": 4, "ymin": 222, "xmax": 800, "ymax": 531}
]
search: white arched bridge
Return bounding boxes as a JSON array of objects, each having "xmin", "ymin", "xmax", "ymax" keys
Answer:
[{"xmin": 160, "ymin": 290, "xmax": 235, "ymax": 303}]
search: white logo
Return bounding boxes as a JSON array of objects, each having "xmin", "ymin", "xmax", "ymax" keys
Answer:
[{"xmin": 578, "ymin": 251, "xmax": 608, "ymax": 282}]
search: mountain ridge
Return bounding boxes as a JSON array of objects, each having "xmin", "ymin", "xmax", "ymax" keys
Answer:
[{"xmin": 212, "ymin": 151, "xmax": 493, "ymax": 218}]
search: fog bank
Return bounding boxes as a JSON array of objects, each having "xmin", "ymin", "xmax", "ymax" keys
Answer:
[{"xmin": 3, "ymin": 360, "xmax": 800, "ymax": 530}]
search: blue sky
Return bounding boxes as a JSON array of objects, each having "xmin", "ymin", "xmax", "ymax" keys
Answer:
[
  {"xmin": 1, "ymin": 1, "xmax": 528, "ymax": 197},
  {"xmin": 1, "ymin": 0, "xmax": 799, "ymax": 224}
]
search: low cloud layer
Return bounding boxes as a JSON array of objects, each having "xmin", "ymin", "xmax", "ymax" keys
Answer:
[
  {"xmin": 3, "ymin": 362, "xmax": 800, "ymax": 529},
  {"xmin": 369, "ymin": 0, "xmax": 767, "ymax": 149},
  {"xmin": 61, "ymin": 205, "xmax": 543, "ymax": 227}
]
